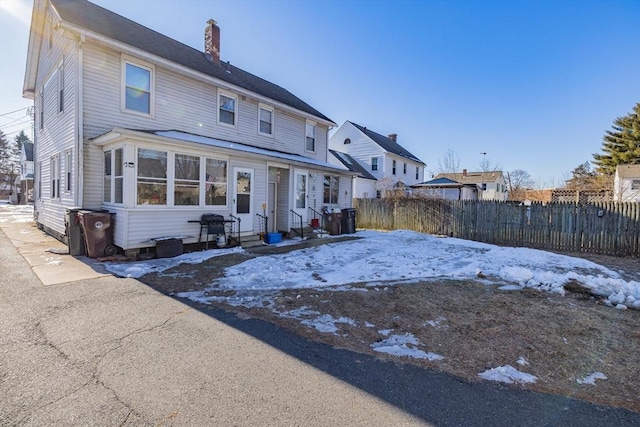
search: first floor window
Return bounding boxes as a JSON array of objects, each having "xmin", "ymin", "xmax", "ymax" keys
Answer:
[
  {"xmin": 50, "ymin": 155, "xmax": 60, "ymax": 198},
  {"xmin": 137, "ymin": 148, "xmax": 167, "ymax": 205},
  {"xmin": 37, "ymin": 162, "xmax": 42, "ymax": 199},
  {"xmin": 305, "ymin": 121, "xmax": 316, "ymax": 151},
  {"xmin": 64, "ymin": 150, "xmax": 72, "ymax": 192},
  {"xmin": 174, "ymin": 154, "xmax": 200, "ymax": 206},
  {"xmin": 205, "ymin": 158, "xmax": 228, "ymax": 206},
  {"xmin": 104, "ymin": 148, "xmax": 123, "ymax": 204},
  {"xmin": 323, "ymin": 175, "xmax": 339, "ymax": 204},
  {"xmin": 371, "ymin": 157, "xmax": 378, "ymax": 171}
]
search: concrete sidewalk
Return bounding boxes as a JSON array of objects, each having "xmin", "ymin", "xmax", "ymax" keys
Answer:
[{"xmin": 0, "ymin": 204, "xmax": 110, "ymax": 286}]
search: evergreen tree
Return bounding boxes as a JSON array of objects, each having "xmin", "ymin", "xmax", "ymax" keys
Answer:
[
  {"xmin": 13, "ymin": 130, "xmax": 30, "ymax": 152},
  {"xmin": 593, "ymin": 103, "xmax": 640, "ymax": 175}
]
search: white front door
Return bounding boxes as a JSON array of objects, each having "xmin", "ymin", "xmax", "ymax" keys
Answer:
[
  {"xmin": 233, "ymin": 167, "xmax": 253, "ymax": 232},
  {"xmin": 293, "ymin": 169, "xmax": 308, "ymax": 224}
]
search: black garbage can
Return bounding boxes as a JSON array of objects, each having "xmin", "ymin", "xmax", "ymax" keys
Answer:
[
  {"xmin": 65, "ymin": 207, "xmax": 85, "ymax": 256},
  {"xmin": 341, "ymin": 208, "xmax": 356, "ymax": 234},
  {"xmin": 77, "ymin": 211, "xmax": 116, "ymax": 258}
]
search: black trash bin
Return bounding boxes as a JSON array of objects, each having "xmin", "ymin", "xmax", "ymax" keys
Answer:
[
  {"xmin": 77, "ymin": 210, "xmax": 116, "ymax": 258},
  {"xmin": 65, "ymin": 207, "xmax": 85, "ymax": 256},
  {"xmin": 341, "ymin": 208, "xmax": 356, "ymax": 234}
]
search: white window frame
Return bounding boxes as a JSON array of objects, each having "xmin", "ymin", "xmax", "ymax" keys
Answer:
[
  {"xmin": 57, "ymin": 59, "xmax": 64, "ymax": 114},
  {"xmin": 174, "ymin": 153, "xmax": 201, "ymax": 207},
  {"xmin": 39, "ymin": 88, "xmax": 44, "ymax": 130},
  {"xmin": 103, "ymin": 147, "xmax": 125, "ymax": 205},
  {"xmin": 64, "ymin": 149, "xmax": 72, "ymax": 193},
  {"xmin": 50, "ymin": 155, "xmax": 60, "ymax": 199},
  {"xmin": 323, "ymin": 175, "xmax": 339, "ymax": 204},
  {"xmin": 305, "ymin": 120, "xmax": 316, "ymax": 152},
  {"xmin": 371, "ymin": 157, "xmax": 378, "ymax": 171},
  {"xmin": 392, "ymin": 160, "xmax": 397, "ymax": 175},
  {"xmin": 218, "ymin": 89, "xmax": 237, "ymax": 128},
  {"xmin": 136, "ymin": 147, "xmax": 168, "ymax": 206},
  {"xmin": 258, "ymin": 103, "xmax": 274, "ymax": 136},
  {"xmin": 121, "ymin": 55, "xmax": 154, "ymax": 116},
  {"xmin": 205, "ymin": 156, "xmax": 229, "ymax": 207},
  {"xmin": 403, "ymin": 162, "xmax": 407, "ymax": 175},
  {"xmin": 415, "ymin": 166, "xmax": 419, "ymax": 180}
]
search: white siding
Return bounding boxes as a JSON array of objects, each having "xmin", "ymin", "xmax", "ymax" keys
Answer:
[{"xmin": 33, "ymin": 19, "xmax": 77, "ymax": 235}]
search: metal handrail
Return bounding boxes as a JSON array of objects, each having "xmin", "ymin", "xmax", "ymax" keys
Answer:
[
  {"xmin": 290, "ymin": 209, "xmax": 303, "ymax": 240},
  {"xmin": 228, "ymin": 214, "xmax": 241, "ymax": 246},
  {"xmin": 308, "ymin": 207, "xmax": 324, "ymax": 237},
  {"xmin": 256, "ymin": 212, "xmax": 268, "ymax": 239}
]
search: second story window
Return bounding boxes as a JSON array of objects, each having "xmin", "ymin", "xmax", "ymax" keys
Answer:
[
  {"xmin": 371, "ymin": 157, "xmax": 378, "ymax": 171},
  {"xmin": 305, "ymin": 121, "xmax": 316, "ymax": 151},
  {"xmin": 392, "ymin": 160, "xmax": 396, "ymax": 175},
  {"xmin": 258, "ymin": 104, "xmax": 273, "ymax": 136},
  {"xmin": 403, "ymin": 162, "xmax": 407, "ymax": 174},
  {"xmin": 632, "ymin": 180, "xmax": 640, "ymax": 190},
  {"xmin": 218, "ymin": 91, "xmax": 237, "ymax": 126},
  {"xmin": 415, "ymin": 166, "xmax": 419, "ymax": 180},
  {"xmin": 123, "ymin": 59, "xmax": 153, "ymax": 115},
  {"xmin": 57, "ymin": 60, "xmax": 64, "ymax": 113}
]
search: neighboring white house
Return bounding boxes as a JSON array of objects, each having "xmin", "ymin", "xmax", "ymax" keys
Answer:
[
  {"xmin": 614, "ymin": 164, "xmax": 640, "ymax": 202},
  {"xmin": 416, "ymin": 170, "xmax": 508, "ymax": 201},
  {"xmin": 328, "ymin": 149, "xmax": 376, "ymax": 199},
  {"xmin": 20, "ymin": 141, "xmax": 35, "ymax": 203},
  {"xmin": 23, "ymin": 0, "xmax": 352, "ymax": 255},
  {"xmin": 411, "ymin": 177, "xmax": 479, "ymax": 200},
  {"xmin": 328, "ymin": 121, "xmax": 425, "ymax": 198}
]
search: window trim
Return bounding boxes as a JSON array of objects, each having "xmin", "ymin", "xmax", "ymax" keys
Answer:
[
  {"xmin": 57, "ymin": 59, "xmax": 64, "ymax": 114},
  {"xmin": 305, "ymin": 120, "xmax": 316, "ymax": 152},
  {"xmin": 371, "ymin": 157, "xmax": 379, "ymax": 171},
  {"xmin": 392, "ymin": 160, "xmax": 397, "ymax": 175},
  {"xmin": 64, "ymin": 149, "xmax": 72, "ymax": 193},
  {"xmin": 204, "ymin": 156, "xmax": 229, "ymax": 207},
  {"xmin": 415, "ymin": 166, "xmax": 419, "ymax": 180},
  {"xmin": 323, "ymin": 174, "xmax": 339, "ymax": 204},
  {"xmin": 50, "ymin": 154, "xmax": 60, "ymax": 199},
  {"xmin": 136, "ymin": 147, "xmax": 168, "ymax": 206},
  {"xmin": 103, "ymin": 147, "xmax": 125, "ymax": 205},
  {"xmin": 258, "ymin": 103, "xmax": 274, "ymax": 137},
  {"xmin": 218, "ymin": 89, "xmax": 238, "ymax": 128},
  {"xmin": 403, "ymin": 162, "xmax": 407, "ymax": 175},
  {"xmin": 121, "ymin": 55, "xmax": 154, "ymax": 116}
]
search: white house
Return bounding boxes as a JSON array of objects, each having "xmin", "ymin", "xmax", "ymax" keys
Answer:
[
  {"xmin": 23, "ymin": 0, "xmax": 353, "ymax": 256},
  {"xmin": 20, "ymin": 141, "xmax": 35, "ymax": 203},
  {"xmin": 420, "ymin": 170, "xmax": 508, "ymax": 201},
  {"xmin": 328, "ymin": 121, "xmax": 425, "ymax": 198},
  {"xmin": 614, "ymin": 164, "xmax": 640, "ymax": 202}
]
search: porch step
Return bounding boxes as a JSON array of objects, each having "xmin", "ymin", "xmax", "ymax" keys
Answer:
[{"xmin": 240, "ymin": 233, "xmax": 265, "ymax": 248}]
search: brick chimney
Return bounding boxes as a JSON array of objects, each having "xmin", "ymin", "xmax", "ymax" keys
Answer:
[
  {"xmin": 462, "ymin": 169, "xmax": 467, "ymax": 177},
  {"xmin": 388, "ymin": 133, "xmax": 397, "ymax": 142},
  {"xmin": 205, "ymin": 19, "xmax": 220, "ymax": 63}
]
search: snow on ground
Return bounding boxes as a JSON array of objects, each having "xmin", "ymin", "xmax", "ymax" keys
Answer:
[{"xmin": 2, "ymin": 202, "xmax": 636, "ymax": 386}]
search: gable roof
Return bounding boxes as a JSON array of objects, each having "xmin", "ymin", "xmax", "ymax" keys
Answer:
[
  {"xmin": 615, "ymin": 164, "xmax": 640, "ymax": 179},
  {"xmin": 412, "ymin": 176, "xmax": 477, "ymax": 189},
  {"xmin": 37, "ymin": 0, "xmax": 333, "ymax": 124},
  {"xmin": 23, "ymin": 142, "xmax": 34, "ymax": 161},
  {"xmin": 329, "ymin": 149, "xmax": 377, "ymax": 181},
  {"xmin": 436, "ymin": 171, "xmax": 504, "ymax": 185},
  {"xmin": 348, "ymin": 121, "xmax": 424, "ymax": 164}
]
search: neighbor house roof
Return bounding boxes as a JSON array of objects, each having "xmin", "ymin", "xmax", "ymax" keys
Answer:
[
  {"xmin": 329, "ymin": 149, "xmax": 377, "ymax": 181},
  {"xmin": 40, "ymin": 0, "xmax": 333, "ymax": 124},
  {"xmin": 615, "ymin": 164, "xmax": 640, "ymax": 179},
  {"xmin": 92, "ymin": 129, "xmax": 349, "ymax": 173},
  {"xmin": 23, "ymin": 142, "xmax": 34, "ymax": 161},
  {"xmin": 412, "ymin": 177, "xmax": 477, "ymax": 190},
  {"xmin": 436, "ymin": 171, "xmax": 504, "ymax": 185},
  {"xmin": 348, "ymin": 121, "xmax": 424, "ymax": 164}
]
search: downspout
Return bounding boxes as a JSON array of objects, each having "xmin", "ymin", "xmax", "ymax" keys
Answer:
[{"xmin": 75, "ymin": 34, "xmax": 84, "ymax": 207}]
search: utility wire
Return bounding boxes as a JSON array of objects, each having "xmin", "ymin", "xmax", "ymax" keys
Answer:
[{"xmin": 0, "ymin": 107, "xmax": 30, "ymax": 118}]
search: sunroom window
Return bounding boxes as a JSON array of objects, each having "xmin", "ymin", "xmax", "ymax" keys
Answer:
[
  {"xmin": 137, "ymin": 148, "xmax": 167, "ymax": 205},
  {"xmin": 205, "ymin": 158, "xmax": 228, "ymax": 206},
  {"xmin": 174, "ymin": 154, "xmax": 200, "ymax": 206}
]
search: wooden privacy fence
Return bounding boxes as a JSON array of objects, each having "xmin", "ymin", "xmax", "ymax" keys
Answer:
[{"xmin": 354, "ymin": 198, "xmax": 640, "ymax": 257}]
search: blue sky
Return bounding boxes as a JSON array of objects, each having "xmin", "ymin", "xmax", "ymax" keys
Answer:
[{"xmin": 1, "ymin": 0, "xmax": 639, "ymax": 186}]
